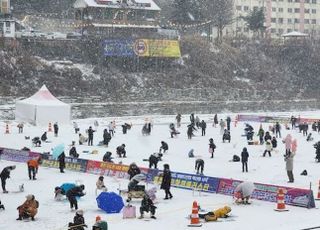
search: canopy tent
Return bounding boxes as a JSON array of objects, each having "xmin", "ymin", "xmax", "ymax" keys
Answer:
[
  {"xmin": 282, "ymin": 31, "xmax": 309, "ymax": 38},
  {"xmin": 15, "ymin": 85, "xmax": 71, "ymax": 126}
]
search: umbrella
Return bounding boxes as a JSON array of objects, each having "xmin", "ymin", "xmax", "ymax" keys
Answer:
[
  {"xmin": 52, "ymin": 144, "xmax": 65, "ymax": 159},
  {"xmin": 96, "ymin": 192, "xmax": 124, "ymax": 214},
  {"xmin": 234, "ymin": 181, "xmax": 255, "ymax": 197},
  {"xmin": 131, "ymin": 173, "xmax": 146, "ymax": 182}
]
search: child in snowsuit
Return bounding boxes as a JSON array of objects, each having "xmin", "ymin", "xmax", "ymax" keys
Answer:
[
  {"xmin": 0, "ymin": 165, "xmax": 16, "ymax": 193},
  {"xmin": 198, "ymin": 206, "xmax": 231, "ymax": 222},
  {"xmin": 68, "ymin": 209, "xmax": 87, "ymax": 230},
  {"xmin": 96, "ymin": 176, "xmax": 107, "ymax": 192},
  {"xmin": 0, "ymin": 200, "xmax": 4, "ymax": 210},
  {"xmin": 127, "ymin": 163, "xmax": 140, "ymax": 180},
  {"xmin": 17, "ymin": 194, "xmax": 39, "ymax": 221},
  {"xmin": 139, "ymin": 193, "xmax": 157, "ymax": 219},
  {"xmin": 66, "ymin": 184, "xmax": 86, "ymax": 210}
]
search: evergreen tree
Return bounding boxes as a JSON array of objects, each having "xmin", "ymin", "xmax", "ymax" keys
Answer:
[{"xmin": 242, "ymin": 7, "xmax": 266, "ymax": 37}]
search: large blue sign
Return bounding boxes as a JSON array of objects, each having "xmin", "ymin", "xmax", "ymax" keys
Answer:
[{"xmin": 103, "ymin": 39, "xmax": 134, "ymax": 57}]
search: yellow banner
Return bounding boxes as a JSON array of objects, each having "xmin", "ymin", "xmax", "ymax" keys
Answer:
[{"xmin": 134, "ymin": 39, "xmax": 181, "ymax": 58}]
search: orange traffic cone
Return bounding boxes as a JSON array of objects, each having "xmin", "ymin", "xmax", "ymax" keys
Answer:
[
  {"xmin": 48, "ymin": 122, "xmax": 52, "ymax": 132},
  {"xmin": 315, "ymin": 180, "xmax": 320, "ymax": 200},
  {"xmin": 188, "ymin": 201, "xmax": 202, "ymax": 227},
  {"xmin": 5, "ymin": 123, "xmax": 9, "ymax": 134},
  {"xmin": 274, "ymin": 188, "xmax": 289, "ymax": 211}
]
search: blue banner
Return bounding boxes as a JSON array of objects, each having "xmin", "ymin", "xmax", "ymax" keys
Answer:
[{"xmin": 103, "ymin": 39, "xmax": 134, "ymax": 57}]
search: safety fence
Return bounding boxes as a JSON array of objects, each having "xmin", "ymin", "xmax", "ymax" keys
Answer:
[
  {"xmin": 237, "ymin": 114, "xmax": 320, "ymax": 124},
  {"xmin": 0, "ymin": 147, "xmax": 315, "ymax": 208}
]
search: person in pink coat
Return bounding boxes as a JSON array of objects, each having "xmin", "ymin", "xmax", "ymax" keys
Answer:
[
  {"xmin": 282, "ymin": 134, "xmax": 292, "ymax": 155},
  {"xmin": 291, "ymin": 139, "xmax": 297, "ymax": 154}
]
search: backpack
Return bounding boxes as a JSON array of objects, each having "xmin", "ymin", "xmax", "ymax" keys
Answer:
[{"xmin": 233, "ymin": 155, "xmax": 240, "ymax": 162}]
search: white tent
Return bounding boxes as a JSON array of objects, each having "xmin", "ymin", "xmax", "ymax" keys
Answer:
[{"xmin": 15, "ymin": 85, "xmax": 71, "ymax": 126}]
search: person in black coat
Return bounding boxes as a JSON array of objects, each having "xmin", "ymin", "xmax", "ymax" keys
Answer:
[
  {"xmin": 102, "ymin": 151, "xmax": 113, "ymax": 163},
  {"xmin": 160, "ymin": 164, "xmax": 172, "ymax": 200},
  {"xmin": 87, "ymin": 126, "xmax": 95, "ymax": 146},
  {"xmin": 68, "ymin": 209, "xmax": 87, "ymax": 230},
  {"xmin": 57, "ymin": 152, "xmax": 66, "ymax": 173},
  {"xmin": 271, "ymin": 136, "xmax": 277, "ymax": 149},
  {"xmin": 275, "ymin": 122, "xmax": 281, "ymax": 138},
  {"xmin": 41, "ymin": 132, "xmax": 47, "ymax": 142},
  {"xmin": 0, "ymin": 165, "xmax": 16, "ymax": 193},
  {"xmin": 209, "ymin": 138, "xmax": 216, "ymax": 158},
  {"xmin": 226, "ymin": 116, "xmax": 231, "ymax": 131},
  {"xmin": 127, "ymin": 163, "xmax": 141, "ymax": 180},
  {"xmin": 241, "ymin": 147, "xmax": 249, "ymax": 172},
  {"xmin": 116, "ymin": 144, "xmax": 126, "ymax": 158},
  {"xmin": 159, "ymin": 141, "xmax": 168, "ymax": 153},
  {"xmin": 69, "ymin": 146, "xmax": 79, "ymax": 158},
  {"xmin": 148, "ymin": 153, "xmax": 162, "ymax": 169},
  {"xmin": 187, "ymin": 124, "xmax": 196, "ymax": 139},
  {"xmin": 0, "ymin": 200, "xmax": 4, "ymax": 210},
  {"xmin": 103, "ymin": 129, "xmax": 111, "ymax": 146},
  {"xmin": 222, "ymin": 129, "xmax": 231, "ymax": 143},
  {"xmin": 195, "ymin": 159, "xmax": 204, "ymax": 175},
  {"xmin": 200, "ymin": 120, "xmax": 207, "ymax": 136},
  {"xmin": 66, "ymin": 184, "xmax": 85, "ymax": 210},
  {"xmin": 314, "ymin": 142, "xmax": 320, "ymax": 163},
  {"xmin": 139, "ymin": 193, "xmax": 157, "ymax": 219},
  {"xmin": 53, "ymin": 122, "xmax": 59, "ymax": 137},
  {"xmin": 264, "ymin": 131, "xmax": 272, "ymax": 142}
]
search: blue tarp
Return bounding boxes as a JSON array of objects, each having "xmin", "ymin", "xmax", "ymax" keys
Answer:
[{"xmin": 96, "ymin": 192, "xmax": 124, "ymax": 214}]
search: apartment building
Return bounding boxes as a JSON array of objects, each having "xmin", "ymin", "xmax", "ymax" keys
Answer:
[{"xmin": 229, "ymin": 0, "xmax": 320, "ymax": 37}]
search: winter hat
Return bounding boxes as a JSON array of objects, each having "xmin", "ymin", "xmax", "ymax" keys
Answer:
[
  {"xmin": 300, "ymin": 170, "xmax": 308, "ymax": 176},
  {"xmin": 76, "ymin": 209, "xmax": 84, "ymax": 216},
  {"xmin": 99, "ymin": 176, "xmax": 104, "ymax": 181},
  {"xmin": 95, "ymin": 215, "xmax": 101, "ymax": 222},
  {"xmin": 26, "ymin": 194, "xmax": 34, "ymax": 200}
]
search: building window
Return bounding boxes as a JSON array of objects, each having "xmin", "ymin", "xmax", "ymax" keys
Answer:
[
  {"xmin": 294, "ymin": 18, "xmax": 299, "ymax": 23},
  {"xmin": 311, "ymin": 9, "xmax": 316, "ymax": 14},
  {"xmin": 287, "ymin": 18, "xmax": 292, "ymax": 23},
  {"xmin": 271, "ymin": 28, "xmax": 276, "ymax": 33},
  {"xmin": 271, "ymin": 18, "xmax": 276, "ymax": 23},
  {"xmin": 305, "ymin": 9, "xmax": 310, "ymax": 13},
  {"xmin": 311, "ymin": 19, "xmax": 317, "ymax": 24},
  {"xmin": 278, "ymin": 8, "xmax": 283, "ymax": 12},
  {"xmin": 278, "ymin": 28, "xmax": 284, "ymax": 34},
  {"xmin": 236, "ymin": 5, "xmax": 241, "ymax": 10},
  {"xmin": 294, "ymin": 8, "xmax": 300, "ymax": 13},
  {"xmin": 305, "ymin": 0, "xmax": 310, "ymax": 3},
  {"xmin": 304, "ymin": 19, "xmax": 310, "ymax": 24},
  {"xmin": 278, "ymin": 18, "xmax": 284, "ymax": 23},
  {"xmin": 272, "ymin": 7, "xmax": 276, "ymax": 12},
  {"xmin": 312, "ymin": 0, "xmax": 317, "ymax": 3},
  {"xmin": 288, "ymin": 8, "xmax": 292, "ymax": 13},
  {"xmin": 253, "ymin": 6, "xmax": 258, "ymax": 11},
  {"xmin": 287, "ymin": 28, "xmax": 292, "ymax": 33},
  {"xmin": 288, "ymin": 0, "xmax": 293, "ymax": 2},
  {"xmin": 244, "ymin": 6, "xmax": 249, "ymax": 11},
  {"xmin": 294, "ymin": 0, "xmax": 300, "ymax": 2}
]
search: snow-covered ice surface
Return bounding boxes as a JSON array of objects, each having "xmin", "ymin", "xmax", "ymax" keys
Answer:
[{"xmin": 1, "ymin": 111, "xmax": 320, "ymax": 230}]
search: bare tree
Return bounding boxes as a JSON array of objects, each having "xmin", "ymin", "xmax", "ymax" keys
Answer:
[{"xmin": 200, "ymin": 0, "xmax": 234, "ymax": 43}]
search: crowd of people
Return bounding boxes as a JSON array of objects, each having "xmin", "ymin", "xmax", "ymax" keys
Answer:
[{"xmin": 1, "ymin": 113, "xmax": 319, "ymax": 228}]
